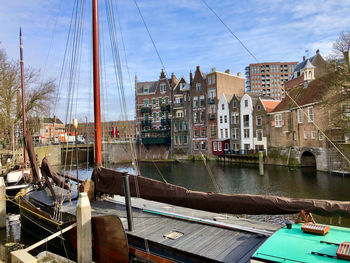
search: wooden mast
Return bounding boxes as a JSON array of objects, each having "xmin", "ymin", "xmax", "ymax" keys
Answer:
[
  {"xmin": 19, "ymin": 28, "xmax": 27, "ymax": 165},
  {"xmin": 92, "ymin": 0, "xmax": 102, "ymax": 166}
]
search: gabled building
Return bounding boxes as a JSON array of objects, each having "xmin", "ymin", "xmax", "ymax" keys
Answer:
[
  {"xmin": 240, "ymin": 94, "xmax": 258, "ymax": 152},
  {"xmin": 37, "ymin": 116, "xmax": 65, "ymax": 144},
  {"xmin": 253, "ymin": 98, "xmax": 280, "ymax": 152},
  {"xmin": 229, "ymin": 95, "xmax": 241, "ymax": 153},
  {"xmin": 135, "ymin": 70, "xmax": 177, "ymax": 146},
  {"xmin": 190, "ymin": 66, "xmax": 208, "ymax": 154},
  {"xmin": 206, "ymin": 68, "xmax": 245, "ymax": 155},
  {"xmin": 172, "ymin": 76, "xmax": 191, "ymax": 155},
  {"xmin": 217, "ymin": 93, "xmax": 233, "ymax": 140}
]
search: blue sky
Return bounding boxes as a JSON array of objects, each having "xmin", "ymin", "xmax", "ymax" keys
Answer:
[{"xmin": 1, "ymin": 0, "xmax": 349, "ymax": 123}]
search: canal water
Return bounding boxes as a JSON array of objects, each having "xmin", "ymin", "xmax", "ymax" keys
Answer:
[{"xmin": 1, "ymin": 161, "xmax": 350, "ymax": 260}]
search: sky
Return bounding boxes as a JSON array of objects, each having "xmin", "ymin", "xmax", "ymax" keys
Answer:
[{"xmin": 0, "ymin": 0, "xmax": 349, "ymax": 124}]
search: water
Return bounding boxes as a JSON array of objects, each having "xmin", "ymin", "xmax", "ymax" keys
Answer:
[{"xmin": 2, "ymin": 161, "xmax": 350, "ymax": 258}]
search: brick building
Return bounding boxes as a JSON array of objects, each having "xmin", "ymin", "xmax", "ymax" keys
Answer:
[
  {"xmin": 135, "ymin": 70, "xmax": 177, "ymax": 146},
  {"xmin": 229, "ymin": 95, "xmax": 241, "ymax": 152},
  {"xmin": 36, "ymin": 117, "xmax": 65, "ymax": 144},
  {"xmin": 246, "ymin": 61, "xmax": 297, "ymax": 99}
]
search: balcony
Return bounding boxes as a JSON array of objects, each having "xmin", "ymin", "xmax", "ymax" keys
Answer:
[
  {"xmin": 209, "ymin": 114, "xmax": 215, "ymax": 120},
  {"xmin": 161, "ymin": 118, "xmax": 171, "ymax": 127},
  {"xmin": 141, "ymin": 120, "xmax": 151, "ymax": 127},
  {"xmin": 207, "ymin": 98, "xmax": 215, "ymax": 104},
  {"xmin": 140, "ymin": 107, "xmax": 151, "ymax": 114},
  {"xmin": 142, "ymin": 130, "xmax": 171, "ymax": 145},
  {"xmin": 161, "ymin": 104, "xmax": 170, "ymax": 112},
  {"xmin": 173, "ymin": 102, "xmax": 184, "ymax": 108}
]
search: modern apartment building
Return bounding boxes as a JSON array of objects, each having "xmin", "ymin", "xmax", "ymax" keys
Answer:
[{"xmin": 245, "ymin": 61, "xmax": 298, "ymax": 99}]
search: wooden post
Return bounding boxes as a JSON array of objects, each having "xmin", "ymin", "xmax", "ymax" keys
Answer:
[
  {"xmin": 259, "ymin": 151, "xmax": 264, "ymax": 176},
  {"xmin": 76, "ymin": 192, "xmax": 92, "ymax": 263},
  {"xmin": 122, "ymin": 173, "xmax": 134, "ymax": 231},
  {"xmin": 0, "ymin": 177, "xmax": 6, "ymax": 228}
]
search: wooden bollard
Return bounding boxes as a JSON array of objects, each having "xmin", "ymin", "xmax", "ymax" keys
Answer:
[
  {"xmin": 0, "ymin": 177, "xmax": 6, "ymax": 228},
  {"xmin": 76, "ymin": 192, "xmax": 92, "ymax": 263},
  {"xmin": 259, "ymin": 151, "xmax": 264, "ymax": 176}
]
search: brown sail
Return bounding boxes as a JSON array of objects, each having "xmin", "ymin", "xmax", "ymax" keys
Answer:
[{"xmin": 92, "ymin": 167, "xmax": 350, "ymax": 217}]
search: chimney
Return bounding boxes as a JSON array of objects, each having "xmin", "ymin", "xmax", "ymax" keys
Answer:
[
  {"xmin": 196, "ymin": 65, "xmax": 200, "ymax": 71},
  {"xmin": 237, "ymin": 72, "xmax": 242, "ymax": 77},
  {"xmin": 171, "ymin": 73, "xmax": 177, "ymax": 86},
  {"xmin": 211, "ymin": 67, "xmax": 216, "ymax": 72},
  {"xmin": 190, "ymin": 70, "xmax": 193, "ymax": 85},
  {"xmin": 316, "ymin": 49, "xmax": 319, "ymax": 54},
  {"xmin": 53, "ymin": 115, "xmax": 56, "ymax": 123},
  {"xmin": 225, "ymin": 69, "xmax": 230, "ymax": 74},
  {"xmin": 303, "ymin": 56, "xmax": 305, "ymax": 61}
]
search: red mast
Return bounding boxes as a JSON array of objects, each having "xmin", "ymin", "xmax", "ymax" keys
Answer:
[
  {"xmin": 92, "ymin": 0, "xmax": 102, "ymax": 166},
  {"xmin": 20, "ymin": 28, "xmax": 27, "ymax": 165}
]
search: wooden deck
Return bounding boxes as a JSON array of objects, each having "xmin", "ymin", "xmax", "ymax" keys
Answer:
[{"xmin": 86, "ymin": 196, "xmax": 281, "ymax": 263}]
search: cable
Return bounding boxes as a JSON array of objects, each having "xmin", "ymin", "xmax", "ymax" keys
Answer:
[{"xmin": 200, "ymin": 0, "xmax": 259, "ymax": 63}]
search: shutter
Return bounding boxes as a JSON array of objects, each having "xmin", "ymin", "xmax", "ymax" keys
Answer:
[
  {"xmin": 271, "ymin": 121, "xmax": 275, "ymax": 127},
  {"xmin": 281, "ymin": 120, "xmax": 285, "ymax": 126}
]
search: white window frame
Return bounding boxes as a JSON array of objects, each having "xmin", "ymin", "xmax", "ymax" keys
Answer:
[
  {"xmin": 160, "ymin": 83, "xmax": 166, "ymax": 93},
  {"xmin": 297, "ymin": 109, "xmax": 303, "ymax": 124},
  {"xmin": 256, "ymin": 116, "xmax": 262, "ymax": 126},
  {"xmin": 308, "ymin": 106, "xmax": 314, "ymax": 122},
  {"xmin": 274, "ymin": 114, "xmax": 282, "ymax": 127},
  {"xmin": 318, "ymin": 131, "xmax": 323, "ymax": 141},
  {"xmin": 218, "ymin": 142, "xmax": 222, "ymax": 151},
  {"xmin": 311, "ymin": 131, "xmax": 315, "ymax": 139},
  {"xmin": 244, "ymin": 128, "xmax": 250, "ymax": 138},
  {"xmin": 304, "ymin": 131, "xmax": 307, "ymax": 139},
  {"xmin": 213, "ymin": 141, "xmax": 217, "ymax": 151}
]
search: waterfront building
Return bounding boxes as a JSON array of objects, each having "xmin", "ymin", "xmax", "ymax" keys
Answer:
[
  {"xmin": 135, "ymin": 70, "xmax": 177, "ymax": 146},
  {"xmin": 172, "ymin": 76, "xmax": 191, "ymax": 155},
  {"xmin": 190, "ymin": 66, "xmax": 208, "ymax": 154},
  {"xmin": 253, "ymin": 97, "xmax": 280, "ymax": 153},
  {"xmin": 245, "ymin": 61, "xmax": 297, "ymax": 99},
  {"xmin": 36, "ymin": 117, "xmax": 65, "ymax": 144},
  {"xmin": 229, "ymin": 95, "xmax": 241, "ymax": 153},
  {"xmin": 206, "ymin": 68, "xmax": 245, "ymax": 155},
  {"xmin": 240, "ymin": 94, "xmax": 258, "ymax": 152}
]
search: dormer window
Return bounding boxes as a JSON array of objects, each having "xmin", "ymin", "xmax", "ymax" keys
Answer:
[{"xmin": 144, "ymin": 87, "xmax": 149, "ymax": 93}]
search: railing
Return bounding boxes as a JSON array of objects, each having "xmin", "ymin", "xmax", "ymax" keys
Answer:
[
  {"xmin": 173, "ymin": 102, "xmax": 183, "ymax": 108},
  {"xmin": 141, "ymin": 120, "xmax": 151, "ymax": 127},
  {"xmin": 161, "ymin": 118, "xmax": 171, "ymax": 126}
]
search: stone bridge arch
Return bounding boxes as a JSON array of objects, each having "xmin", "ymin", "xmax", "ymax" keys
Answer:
[{"xmin": 300, "ymin": 150, "xmax": 316, "ymax": 167}]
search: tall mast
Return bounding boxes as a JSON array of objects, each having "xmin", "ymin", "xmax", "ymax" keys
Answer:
[
  {"xmin": 92, "ymin": 0, "xmax": 102, "ymax": 166},
  {"xmin": 20, "ymin": 28, "xmax": 27, "ymax": 165}
]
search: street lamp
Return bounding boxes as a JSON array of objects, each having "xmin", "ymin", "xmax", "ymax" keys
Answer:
[{"xmin": 73, "ymin": 118, "xmax": 79, "ymax": 184}]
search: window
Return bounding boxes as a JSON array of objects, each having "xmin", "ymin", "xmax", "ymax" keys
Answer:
[
  {"xmin": 201, "ymin": 141, "xmax": 206, "ymax": 150},
  {"xmin": 208, "ymin": 76, "xmax": 212, "ymax": 85},
  {"xmin": 220, "ymin": 129, "xmax": 223, "ymax": 138},
  {"xmin": 200, "ymin": 128, "xmax": 206, "ymax": 137},
  {"xmin": 244, "ymin": 100, "xmax": 248, "ymax": 107},
  {"xmin": 194, "ymin": 128, "xmax": 199, "ymax": 137},
  {"xmin": 179, "ymin": 135, "xmax": 182, "ymax": 145},
  {"xmin": 212, "ymin": 75, "xmax": 215, "ymax": 84},
  {"xmin": 293, "ymin": 131, "xmax": 297, "ymax": 141},
  {"xmin": 304, "ymin": 131, "xmax": 307, "ymax": 139},
  {"xmin": 193, "ymin": 112, "xmax": 198, "ymax": 123},
  {"xmin": 200, "ymin": 95, "xmax": 205, "ymax": 107},
  {"xmin": 153, "ymin": 112, "xmax": 157, "ymax": 119},
  {"xmin": 200, "ymin": 111, "xmax": 205, "ymax": 122},
  {"xmin": 243, "ymin": 115, "xmax": 249, "ymax": 127},
  {"xmin": 308, "ymin": 107, "xmax": 314, "ymax": 122},
  {"xmin": 196, "ymin": 83, "xmax": 201, "ymax": 91},
  {"xmin": 160, "ymin": 83, "xmax": 166, "ymax": 93},
  {"xmin": 152, "ymin": 98, "xmax": 156, "ymax": 105},
  {"xmin": 274, "ymin": 114, "xmax": 282, "ymax": 127},
  {"xmin": 220, "ymin": 116, "xmax": 223, "ymax": 123},
  {"xmin": 143, "ymin": 99, "xmax": 149, "ymax": 106},
  {"xmin": 218, "ymin": 142, "xmax": 222, "ymax": 151},
  {"xmin": 311, "ymin": 131, "xmax": 315, "ymax": 139},
  {"xmin": 233, "ymin": 100, "xmax": 237, "ymax": 108},
  {"xmin": 193, "ymin": 97, "xmax": 198, "ymax": 108},
  {"xmin": 210, "ymin": 105, "xmax": 216, "ymax": 114},
  {"xmin": 244, "ymin": 128, "xmax": 250, "ymax": 138},
  {"xmin": 144, "ymin": 87, "xmax": 149, "ymax": 93},
  {"xmin": 159, "ymin": 112, "xmax": 163, "ymax": 118},
  {"xmin": 159, "ymin": 98, "xmax": 162, "ymax": 105},
  {"xmin": 256, "ymin": 116, "xmax": 262, "ymax": 126},
  {"xmin": 225, "ymin": 128, "xmax": 228, "ymax": 138},
  {"xmin": 213, "ymin": 141, "xmax": 217, "ymax": 151},
  {"xmin": 184, "ymin": 135, "xmax": 188, "ymax": 144},
  {"xmin": 174, "ymin": 136, "xmax": 178, "ymax": 145},
  {"xmin": 297, "ymin": 109, "xmax": 303, "ymax": 123},
  {"xmin": 257, "ymin": 105, "xmax": 261, "ymax": 111},
  {"xmin": 231, "ymin": 113, "xmax": 239, "ymax": 124},
  {"xmin": 222, "ymin": 104, "xmax": 224, "ymax": 110},
  {"xmin": 165, "ymin": 97, "xmax": 169, "ymax": 104},
  {"xmin": 224, "ymin": 115, "xmax": 227, "ymax": 123},
  {"xmin": 232, "ymin": 128, "xmax": 239, "ymax": 140},
  {"xmin": 257, "ymin": 129, "xmax": 263, "ymax": 141},
  {"xmin": 318, "ymin": 131, "xmax": 323, "ymax": 141},
  {"xmin": 210, "ymin": 124, "xmax": 216, "ymax": 138}
]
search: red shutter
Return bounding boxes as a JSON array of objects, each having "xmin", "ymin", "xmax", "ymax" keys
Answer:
[
  {"xmin": 271, "ymin": 121, "xmax": 275, "ymax": 127},
  {"xmin": 281, "ymin": 120, "xmax": 285, "ymax": 126}
]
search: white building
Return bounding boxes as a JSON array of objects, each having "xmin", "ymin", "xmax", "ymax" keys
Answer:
[
  {"xmin": 240, "ymin": 94, "xmax": 255, "ymax": 152},
  {"xmin": 217, "ymin": 93, "xmax": 233, "ymax": 140}
]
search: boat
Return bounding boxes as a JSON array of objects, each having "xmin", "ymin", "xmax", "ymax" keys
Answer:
[{"xmin": 17, "ymin": 0, "xmax": 350, "ymax": 262}]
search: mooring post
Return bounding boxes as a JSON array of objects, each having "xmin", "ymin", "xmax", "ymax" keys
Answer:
[
  {"xmin": 259, "ymin": 151, "xmax": 264, "ymax": 176},
  {"xmin": 122, "ymin": 172, "xmax": 134, "ymax": 231},
  {"xmin": 76, "ymin": 192, "xmax": 92, "ymax": 263},
  {"xmin": 0, "ymin": 177, "xmax": 6, "ymax": 228}
]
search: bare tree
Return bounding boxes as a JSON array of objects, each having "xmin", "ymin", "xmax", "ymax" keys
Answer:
[{"xmin": 0, "ymin": 47, "xmax": 56, "ymax": 149}]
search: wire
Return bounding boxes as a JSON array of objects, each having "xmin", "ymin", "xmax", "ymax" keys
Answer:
[{"xmin": 200, "ymin": 0, "xmax": 259, "ymax": 63}]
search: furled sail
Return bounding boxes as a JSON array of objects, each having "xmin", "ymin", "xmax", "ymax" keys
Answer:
[
  {"xmin": 92, "ymin": 167, "xmax": 350, "ymax": 217},
  {"xmin": 23, "ymin": 133, "xmax": 40, "ymax": 183}
]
